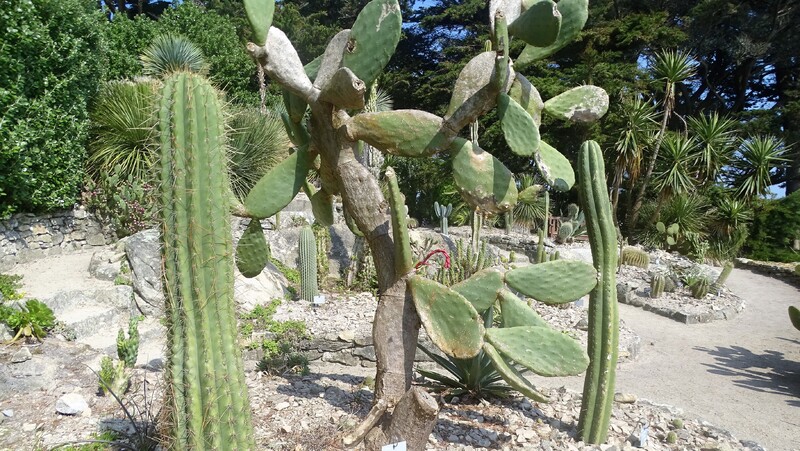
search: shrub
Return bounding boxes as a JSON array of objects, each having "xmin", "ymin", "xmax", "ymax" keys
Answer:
[
  {"xmin": 744, "ymin": 191, "xmax": 800, "ymax": 262},
  {"xmin": 0, "ymin": 0, "xmax": 107, "ymax": 217}
]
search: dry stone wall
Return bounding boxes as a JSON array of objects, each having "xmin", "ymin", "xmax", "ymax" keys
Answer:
[{"xmin": 0, "ymin": 207, "xmax": 113, "ymax": 271}]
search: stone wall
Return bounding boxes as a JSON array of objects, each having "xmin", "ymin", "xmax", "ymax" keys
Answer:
[{"xmin": 0, "ymin": 207, "xmax": 114, "ymax": 271}]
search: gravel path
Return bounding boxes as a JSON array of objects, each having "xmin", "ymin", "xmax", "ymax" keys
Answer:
[{"xmin": 533, "ymin": 268, "xmax": 800, "ymax": 451}]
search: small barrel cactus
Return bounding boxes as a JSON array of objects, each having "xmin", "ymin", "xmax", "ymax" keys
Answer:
[
  {"xmin": 690, "ymin": 278, "xmax": 710, "ymax": 299},
  {"xmin": 620, "ymin": 247, "xmax": 650, "ymax": 269}
]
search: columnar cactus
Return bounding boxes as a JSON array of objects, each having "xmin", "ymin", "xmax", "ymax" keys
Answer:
[
  {"xmin": 157, "ymin": 71, "xmax": 254, "ymax": 449},
  {"xmin": 577, "ymin": 140, "xmax": 619, "ymax": 444},
  {"xmin": 433, "ymin": 201, "xmax": 452, "ymax": 235},
  {"xmin": 714, "ymin": 261, "xmax": 734, "ymax": 289},
  {"xmin": 536, "ymin": 228, "xmax": 546, "ymax": 264},
  {"xmin": 650, "ymin": 274, "xmax": 665, "ymax": 298},
  {"xmin": 299, "ymin": 225, "xmax": 319, "ymax": 302}
]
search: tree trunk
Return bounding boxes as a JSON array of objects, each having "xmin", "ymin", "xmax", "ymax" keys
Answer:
[{"xmin": 309, "ymin": 105, "xmax": 434, "ymax": 449}]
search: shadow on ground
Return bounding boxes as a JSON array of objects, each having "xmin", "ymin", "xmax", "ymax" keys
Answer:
[{"xmin": 694, "ymin": 342, "xmax": 800, "ymax": 408}]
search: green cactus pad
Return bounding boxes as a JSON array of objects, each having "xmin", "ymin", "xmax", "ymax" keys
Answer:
[
  {"xmin": 535, "ymin": 140, "xmax": 575, "ymax": 191},
  {"xmin": 282, "ymin": 89, "xmax": 307, "ymax": 124},
  {"xmin": 244, "ymin": 0, "xmax": 274, "ymax": 46},
  {"xmin": 236, "ymin": 219, "xmax": 269, "ymax": 278},
  {"xmin": 505, "ymin": 260, "xmax": 597, "ymax": 304},
  {"xmin": 444, "ymin": 51, "xmax": 513, "ymax": 132},
  {"xmin": 508, "ymin": 73, "xmax": 544, "ymax": 127},
  {"xmin": 498, "ymin": 289, "xmax": 548, "ymax": 328},
  {"xmin": 244, "ymin": 146, "xmax": 310, "ymax": 219},
  {"xmin": 508, "ymin": 0, "xmax": 562, "ymax": 47},
  {"xmin": 451, "ymin": 267, "xmax": 505, "ymax": 313},
  {"xmin": 310, "ymin": 189, "xmax": 335, "ymax": 227},
  {"xmin": 483, "ymin": 342, "xmax": 549, "ymax": 402},
  {"xmin": 789, "ymin": 306, "xmax": 800, "ymax": 331},
  {"xmin": 409, "ymin": 275, "xmax": 484, "ymax": 359},
  {"xmin": 518, "ymin": 184, "xmax": 544, "ymax": 204},
  {"xmin": 543, "ymin": 85, "xmax": 609, "ymax": 122},
  {"xmin": 517, "ymin": 0, "xmax": 588, "ymax": 63},
  {"xmin": 345, "ymin": 110, "xmax": 449, "ymax": 157},
  {"xmin": 341, "ymin": 0, "xmax": 402, "ymax": 87},
  {"xmin": 305, "ymin": 55, "xmax": 322, "ymax": 81},
  {"xmin": 486, "ymin": 326, "xmax": 589, "ymax": 377},
  {"xmin": 498, "ymin": 93, "xmax": 540, "ymax": 157},
  {"xmin": 451, "ymin": 138, "xmax": 517, "ymax": 213}
]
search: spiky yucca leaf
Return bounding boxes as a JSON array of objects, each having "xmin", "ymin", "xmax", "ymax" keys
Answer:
[
  {"xmin": 731, "ymin": 135, "xmax": 788, "ymax": 199},
  {"xmin": 655, "ymin": 132, "xmax": 697, "ymax": 197},
  {"xmin": 688, "ymin": 113, "xmax": 737, "ymax": 183}
]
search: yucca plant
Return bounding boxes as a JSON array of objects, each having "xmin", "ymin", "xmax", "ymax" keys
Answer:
[
  {"xmin": 688, "ymin": 112, "xmax": 737, "ymax": 184},
  {"xmin": 611, "ymin": 96, "xmax": 658, "ymax": 215},
  {"xmin": 655, "ymin": 132, "xmax": 698, "ymax": 199},
  {"xmin": 729, "ymin": 135, "xmax": 788, "ymax": 199}
]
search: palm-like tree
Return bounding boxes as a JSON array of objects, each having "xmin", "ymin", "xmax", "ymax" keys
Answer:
[
  {"xmin": 729, "ymin": 135, "xmax": 788, "ymax": 199},
  {"xmin": 688, "ymin": 113, "xmax": 738, "ymax": 184},
  {"xmin": 654, "ymin": 132, "xmax": 698, "ymax": 198},
  {"xmin": 611, "ymin": 96, "xmax": 658, "ymax": 216},
  {"xmin": 627, "ymin": 49, "xmax": 697, "ymax": 230}
]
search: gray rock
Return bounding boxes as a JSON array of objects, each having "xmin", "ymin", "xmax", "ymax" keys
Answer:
[
  {"xmin": 327, "ymin": 224, "xmax": 356, "ymax": 279},
  {"xmin": 614, "ymin": 392, "xmax": 637, "ymax": 404},
  {"xmin": 11, "ymin": 347, "xmax": 32, "ymax": 363},
  {"xmin": 86, "ymin": 231, "xmax": 108, "ymax": 246},
  {"xmin": 234, "ymin": 262, "xmax": 289, "ymax": 311},
  {"xmin": 0, "ymin": 324, "xmax": 12, "ymax": 342},
  {"xmin": 265, "ymin": 227, "xmax": 302, "ymax": 270},
  {"xmin": 353, "ymin": 345, "xmax": 376, "ymax": 362},
  {"xmin": 122, "ymin": 229, "xmax": 163, "ymax": 316},
  {"xmin": 2, "ymin": 409, "xmax": 13, "ymax": 417},
  {"xmin": 88, "ymin": 249, "xmax": 124, "ymax": 281},
  {"xmin": 322, "ymin": 350, "xmax": 359, "ymax": 366},
  {"xmin": 55, "ymin": 393, "xmax": 88, "ymax": 415}
]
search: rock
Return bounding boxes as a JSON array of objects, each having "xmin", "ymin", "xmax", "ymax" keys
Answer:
[
  {"xmin": 55, "ymin": 393, "xmax": 88, "ymax": 415},
  {"xmin": 353, "ymin": 345, "xmax": 376, "ymax": 362},
  {"xmin": 338, "ymin": 329, "xmax": 355, "ymax": 342},
  {"xmin": 327, "ymin": 224, "xmax": 356, "ymax": 279},
  {"xmin": 234, "ymin": 262, "xmax": 289, "ymax": 311},
  {"xmin": 265, "ymin": 227, "xmax": 302, "ymax": 270},
  {"xmin": 22, "ymin": 423, "xmax": 37, "ymax": 432},
  {"xmin": 274, "ymin": 401, "xmax": 291, "ymax": 411},
  {"xmin": 0, "ymin": 324, "xmax": 12, "ymax": 342},
  {"xmin": 11, "ymin": 347, "xmax": 32, "ymax": 363},
  {"xmin": 122, "ymin": 229, "xmax": 163, "ymax": 316},
  {"xmin": 88, "ymin": 249, "xmax": 124, "ymax": 281},
  {"xmin": 322, "ymin": 350, "xmax": 359, "ymax": 366},
  {"xmin": 614, "ymin": 392, "xmax": 637, "ymax": 404},
  {"xmin": 2, "ymin": 409, "xmax": 13, "ymax": 417}
]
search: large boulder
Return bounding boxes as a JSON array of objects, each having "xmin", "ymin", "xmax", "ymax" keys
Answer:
[
  {"xmin": 328, "ymin": 223, "xmax": 357, "ymax": 279},
  {"xmin": 123, "ymin": 229, "xmax": 290, "ymax": 316}
]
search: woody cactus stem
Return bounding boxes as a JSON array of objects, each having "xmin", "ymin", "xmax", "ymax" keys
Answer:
[
  {"xmin": 299, "ymin": 226, "xmax": 319, "ymax": 301},
  {"xmin": 577, "ymin": 140, "xmax": 619, "ymax": 444},
  {"xmin": 158, "ymin": 72, "xmax": 255, "ymax": 449}
]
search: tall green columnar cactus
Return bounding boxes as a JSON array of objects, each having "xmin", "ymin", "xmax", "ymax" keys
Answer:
[
  {"xmin": 714, "ymin": 261, "xmax": 734, "ymax": 289},
  {"xmin": 157, "ymin": 71, "xmax": 254, "ymax": 449},
  {"xmin": 536, "ymin": 228, "xmax": 546, "ymax": 263},
  {"xmin": 433, "ymin": 201, "xmax": 452, "ymax": 235},
  {"xmin": 299, "ymin": 225, "xmax": 319, "ymax": 301},
  {"xmin": 577, "ymin": 140, "xmax": 619, "ymax": 444}
]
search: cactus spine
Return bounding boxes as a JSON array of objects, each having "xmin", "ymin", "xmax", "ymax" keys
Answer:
[
  {"xmin": 158, "ymin": 71, "xmax": 254, "ymax": 449},
  {"xmin": 650, "ymin": 274, "xmax": 665, "ymax": 298},
  {"xmin": 299, "ymin": 225, "xmax": 319, "ymax": 301},
  {"xmin": 433, "ymin": 201, "xmax": 452, "ymax": 235},
  {"xmin": 577, "ymin": 140, "xmax": 619, "ymax": 444}
]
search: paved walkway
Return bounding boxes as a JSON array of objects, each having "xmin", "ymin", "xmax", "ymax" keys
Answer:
[{"xmin": 541, "ymin": 268, "xmax": 800, "ymax": 450}]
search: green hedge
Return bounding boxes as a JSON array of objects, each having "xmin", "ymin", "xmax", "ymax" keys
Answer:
[
  {"xmin": 0, "ymin": 0, "xmax": 107, "ymax": 217},
  {"xmin": 744, "ymin": 191, "xmax": 800, "ymax": 263}
]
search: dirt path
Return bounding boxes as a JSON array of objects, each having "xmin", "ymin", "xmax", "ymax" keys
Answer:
[{"xmin": 536, "ymin": 268, "xmax": 800, "ymax": 450}]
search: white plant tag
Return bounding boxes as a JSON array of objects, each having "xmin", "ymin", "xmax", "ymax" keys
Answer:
[{"xmin": 382, "ymin": 441, "xmax": 407, "ymax": 451}]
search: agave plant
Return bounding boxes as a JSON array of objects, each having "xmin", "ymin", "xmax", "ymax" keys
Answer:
[{"xmin": 140, "ymin": 34, "xmax": 208, "ymax": 77}]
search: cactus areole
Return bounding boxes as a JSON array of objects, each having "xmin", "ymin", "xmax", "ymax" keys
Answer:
[{"xmin": 240, "ymin": 0, "xmax": 607, "ymax": 448}]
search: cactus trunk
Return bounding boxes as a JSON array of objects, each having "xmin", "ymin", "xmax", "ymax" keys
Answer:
[
  {"xmin": 158, "ymin": 72, "xmax": 255, "ymax": 450},
  {"xmin": 577, "ymin": 140, "xmax": 619, "ymax": 444}
]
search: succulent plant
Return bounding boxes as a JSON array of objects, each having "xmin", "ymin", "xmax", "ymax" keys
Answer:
[
  {"xmin": 650, "ymin": 274, "xmax": 665, "ymax": 298},
  {"xmin": 536, "ymin": 228, "xmax": 547, "ymax": 264},
  {"xmin": 621, "ymin": 246, "xmax": 650, "ymax": 268},
  {"xmin": 576, "ymin": 141, "xmax": 619, "ymax": 444},
  {"xmin": 713, "ymin": 261, "xmax": 734, "ymax": 290},
  {"xmin": 690, "ymin": 277, "xmax": 711, "ymax": 299},
  {"xmin": 240, "ymin": 0, "xmax": 609, "ymax": 446},
  {"xmin": 299, "ymin": 226, "xmax": 319, "ymax": 301},
  {"xmin": 157, "ymin": 70, "xmax": 254, "ymax": 448},
  {"xmin": 116, "ymin": 316, "xmax": 141, "ymax": 368},
  {"xmin": 433, "ymin": 201, "xmax": 453, "ymax": 235},
  {"xmin": 656, "ymin": 221, "xmax": 680, "ymax": 248}
]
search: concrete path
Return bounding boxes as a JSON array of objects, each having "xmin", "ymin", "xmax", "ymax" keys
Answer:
[{"xmin": 539, "ymin": 268, "xmax": 800, "ymax": 450}]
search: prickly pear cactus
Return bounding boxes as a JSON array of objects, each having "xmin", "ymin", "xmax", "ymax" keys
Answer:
[{"xmin": 157, "ymin": 71, "xmax": 254, "ymax": 449}]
